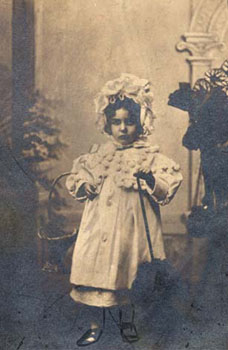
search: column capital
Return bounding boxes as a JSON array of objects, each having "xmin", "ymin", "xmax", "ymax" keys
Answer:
[{"xmin": 176, "ymin": 32, "xmax": 225, "ymax": 58}]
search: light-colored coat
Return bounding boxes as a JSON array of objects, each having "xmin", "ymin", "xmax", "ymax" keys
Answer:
[{"xmin": 66, "ymin": 140, "xmax": 182, "ymax": 291}]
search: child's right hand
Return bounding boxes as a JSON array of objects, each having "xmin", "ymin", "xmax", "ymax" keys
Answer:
[{"xmin": 83, "ymin": 183, "xmax": 98, "ymax": 200}]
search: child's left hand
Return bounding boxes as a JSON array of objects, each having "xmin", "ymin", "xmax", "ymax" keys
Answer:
[{"xmin": 134, "ymin": 169, "xmax": 155, "ymax": 189}]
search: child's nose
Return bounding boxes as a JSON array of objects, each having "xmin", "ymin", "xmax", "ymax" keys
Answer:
[{"xmin": 120, "ymin": 121, "xmax": 127, "ymax": 131}]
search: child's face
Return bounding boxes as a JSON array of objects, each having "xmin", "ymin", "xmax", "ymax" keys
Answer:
[{"xmin": 110, "ymin": 108, "xmax": 138, "ymax": 145}]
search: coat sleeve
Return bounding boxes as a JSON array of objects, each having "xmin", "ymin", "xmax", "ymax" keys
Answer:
[
  {"xmin": 65, "ymin": 154, "xmax": 95, "ymax": 202},
  {"xmin": 146, "ymin": 153, "xmax": 183, "ymax": 205}
]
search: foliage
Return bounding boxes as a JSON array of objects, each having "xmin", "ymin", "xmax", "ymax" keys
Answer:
[
  {"xmin": 22, "ymin": 91, "xmax": 65, "ymax": 171},
  {"xmin": 22, "ymin": 90, "xmax": 69, "ymax": 238}
]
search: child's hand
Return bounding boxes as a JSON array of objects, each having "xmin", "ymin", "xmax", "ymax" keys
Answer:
[
  {"xmin": 134, "ymin": 169, "xmax": 155, "ymax": 189},
  {"xmin": 83, "ymin": 183, "xmax": 98, "ymax": 200}
]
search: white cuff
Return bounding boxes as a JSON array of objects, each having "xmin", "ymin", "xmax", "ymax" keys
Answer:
[{"xmin": 147, "ymin": 176, "xmax": 169, "ymax": 202}]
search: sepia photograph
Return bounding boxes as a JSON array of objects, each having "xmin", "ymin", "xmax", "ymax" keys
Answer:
[{"xmin": 1, "ymin": 0, "xmax": 228, "ymax": 349}]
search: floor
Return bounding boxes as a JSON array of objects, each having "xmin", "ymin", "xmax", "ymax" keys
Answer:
[{"xmin": 1, "ymin": 229, "xmax": 228, "ymax": 350}]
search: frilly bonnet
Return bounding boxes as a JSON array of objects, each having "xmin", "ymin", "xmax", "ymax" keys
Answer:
[{"xmin": 94, "ymin": 73, "xmax": 155, "ymax": 136}]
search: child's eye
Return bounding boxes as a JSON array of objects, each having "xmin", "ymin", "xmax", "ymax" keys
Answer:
[
  {"xmin": 111, "ymin": 119, "xmax": 121, "ymax": 125},
  {"xmin": 125, "ymin": 119, "xmax": 135, "ymax": 125}
]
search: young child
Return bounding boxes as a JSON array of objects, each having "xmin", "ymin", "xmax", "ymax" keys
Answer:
[{"xmin": 66, "ymin": 74, "xmax": 182, "ymax": 346}]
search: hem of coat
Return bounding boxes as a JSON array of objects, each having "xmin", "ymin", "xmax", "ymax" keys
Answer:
[
  {"xmin": 70, "ymin": 257, "xmax": 167, "ymax": 291},
  {"xmin": 69, "ymin": 278, "xmax": 133, "ymax": 291}
]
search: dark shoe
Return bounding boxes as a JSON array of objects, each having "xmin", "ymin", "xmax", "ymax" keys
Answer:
[
  {"xmin": 119, "ymin": 306, "xmax": 139, "ymax": 343},
  {"xmin": 120, "ymin": 321, "xmax": 139, "ymax": 343},
  {"xmin": 76, "ymin": 328, "xmax": 103, "ymax": 347}
]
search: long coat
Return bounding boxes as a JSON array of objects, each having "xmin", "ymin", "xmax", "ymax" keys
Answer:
[{"xmin": 66, "ymin": 139, "xmax": 182, "ymax": 291}]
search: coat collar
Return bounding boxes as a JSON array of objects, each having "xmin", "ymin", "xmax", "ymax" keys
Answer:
[{"xmin": 110, "ymin": 136, "xmax": 152, "ymax": 150}]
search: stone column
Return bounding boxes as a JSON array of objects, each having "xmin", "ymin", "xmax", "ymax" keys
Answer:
[{"xmin": 177, "ymin": 32, "xmax": 225, "ymax": 209}]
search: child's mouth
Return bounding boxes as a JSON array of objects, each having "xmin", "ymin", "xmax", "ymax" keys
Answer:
[{"xmin": 118, "ymin": 135, "xmax": 129, "ymax": 140}]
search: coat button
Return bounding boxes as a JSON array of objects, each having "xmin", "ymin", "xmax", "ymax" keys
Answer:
[
  {"xmin": 106, "ymin": 155, "xmax": 113, "ymax": 162},
  {"xmin": 102, "ymin": 234, "xmax": 107, "ymax": 242}
]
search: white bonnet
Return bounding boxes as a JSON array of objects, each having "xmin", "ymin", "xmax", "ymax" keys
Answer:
[{"xmin": 94, "ymin": 73, "xmax": 155, "ymax": 135}]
